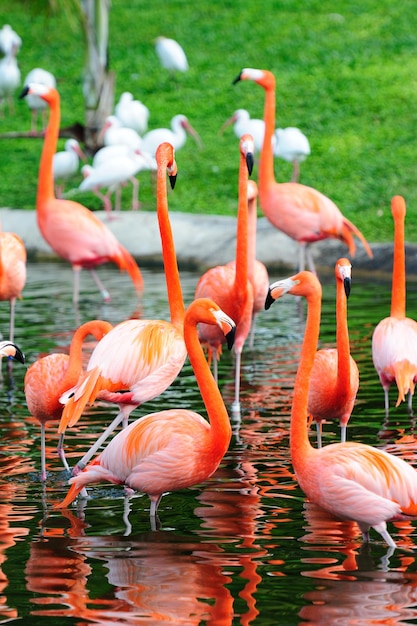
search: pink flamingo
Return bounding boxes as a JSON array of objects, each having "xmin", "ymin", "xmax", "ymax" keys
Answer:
[
  {"xmin": 54, "ymin": 298, "xmax": 235, "ymax": 527},
  {"xmin": 195, "ymin": 134, "xmax": 254, "ymax": 410},
  {"xmin": 19, "ymin": 83, "xmax": 143, "ymax": 304},
  {"xmin": 265, "ymin": 270, "xmax": 417, "ymax": 548},
  {"xmin": 58, "ymin": 142, "xmax": 186, "ymax": 474},
  {"xmin": 308, "ymin": 258, "xmax": 359, "ymax": 447},
  {"xmin": 233, "ymin": 68, "xmax": 373, "ymax": 273},
  {"xmin": 24, "ymin": 320, "xmax": 113, "ymax": 481},
  {"xmin": 0, "ymin": 230, "xmax": 26, "ymax": 341},
  {"xmin": 372, "ymin": 196, "xmax": 417, "ymax": 416}
]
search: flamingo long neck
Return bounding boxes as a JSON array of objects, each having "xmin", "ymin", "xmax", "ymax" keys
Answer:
[
  {"xmin": 335, "ymin": 278, "xmax": 351, "ymax": 392},
  {"xmin": 259, "ymin": 77, "xmax": 276, "ymax": 191},
  {"xmin": 36, "ymin": 91, "xmax": 59, "ymax": 208},
  {"xmin": 61, "ymin": 320, "xmax": 113, "ymax": 390},
  {"xmin": 234, "ymin": 150, "xmax": 249, "ymax": 293},
  {"xmin": 390, "ymin": 208, "xmax": 406, "ymax": 319},
  {"xmin": 290, "ymin": 285, "xmax": 321, "ymax": 464},
  {"xmin": 247, "ymin": 194, "xmax": 257, "ymax": 284},
  {"xmin": 157, "ymin": 161, "xmax": 185, "ymax": 329},
  {"xmin": 185, "ymin": 308, "xmax": 232, "ymax": 456}
]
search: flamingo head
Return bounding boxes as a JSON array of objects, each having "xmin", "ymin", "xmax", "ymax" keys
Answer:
[
  {"xmin": 240, "ymin": 133, "xmax": 255, "ymax": 175},
  {"xmin": 265, "ymin": 272, "xmax": 321, "ymax": 309},
  {"xmin": 19, "ymin": 82, "xmax": 55, "ymax": 103},
  {"xmin": 335, "ymin": 258, "xmax": 352, "ymax": 298},
  {"xmin": 233, "ymin": 68, "xmax": 275, "ymax": 90}
]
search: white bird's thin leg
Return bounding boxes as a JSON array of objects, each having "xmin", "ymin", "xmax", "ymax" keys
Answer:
[{"xmin": 130, "ymin": 177, "xmax": 140, "ymax": 210}]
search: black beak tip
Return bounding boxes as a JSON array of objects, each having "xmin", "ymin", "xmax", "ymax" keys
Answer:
[
  {"xmin": 246, "ymin": 152, "xmax": 254, "ymax": 176},
  {"xmin": 265, "ymin": 291, "xmax": 274, "ymax": 310},
  {"xmin": 169, "ymin": 174, "xmax": 177, "ymax": 190},
  {"xmin": 226, "ymin": 327, "xmax": 236, "ymax": 350},
  {"xmin": 19, "ymin": 85, "xmax": 29, "ymax": 99},
  {"xmin": 232, "ymin": 72, "xmax": 242, "ymax": 85},
  {"xmin": 344, "ymin": 277, "xmax": 351, "ymax": 298},
  {"xmin": 14, "ymin": 347, "xmax": 25, "ymax": 364}
]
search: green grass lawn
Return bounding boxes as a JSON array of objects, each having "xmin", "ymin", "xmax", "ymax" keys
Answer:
[{"xmin": 1, "ymin": 0, "xmax": 417, "ymax": 243}]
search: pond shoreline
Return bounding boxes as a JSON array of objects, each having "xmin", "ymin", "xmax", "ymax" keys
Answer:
[{"xmin": 2, "ymin": 208, "xmax": 415, "ymax": 277}]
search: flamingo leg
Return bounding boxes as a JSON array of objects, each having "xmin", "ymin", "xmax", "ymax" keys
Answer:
[
  {"xmin": 72, "ymin": 410, "xmax": 126, "ymax": 474},
  {"xmin": 212, "ymin": 353, "xmax": 218, "ymax": 384},
  {"xmin": 72, "ymin": 266, "xmax": 81, "ymax": 305},
  {"xmin": 340, "ymin": 423, "xmax": 347, "ymax": 443},
  {"xmin": 40, "ymin": 422, "xmax": 47, "ymax": 482},
  {"xmin": 232, "ymin": 350, "xmax": 242, "ymax": 412},
  {"xmin": 384, "ymin": 388, "xmax": 390, "ymax": 417},
  {"xmin": 316, "ymin": 421, "xmax": 322, "ymax": 449},
  {"xmin": 57, "ymin": 432, "xmax": 71, "ymax": 473},
  {"xmin": 9, "ymin": 297, "xmax": 16, "ymax": 342},
  {"xmin": 408, "ymin": 391, "xmax": 414, "ymax": 415},
  {"xmin": 149, "ymin": 494, "xmax": 162, "ymax": 531},
  {"xmin": 248, "ymin": 313, "xmax": 256, "ymax": 349},
  {"xmin": 89, "ymin": 268, "xmax": 110, "ymax": 302}
]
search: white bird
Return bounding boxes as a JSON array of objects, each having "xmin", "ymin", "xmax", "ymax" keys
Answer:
[
  {"xmin": 23, "ymin": 68, "xmax": 56, "ymax": 133},
  {"xmin": 273, "ymin": 127, "xmax": 311, "ymax": 182},
  {"xmin": 154, "ymin": 36, "xmax": 188, "ymax": 72},
  {"xmin": 0, "ymin": 25, "xmax": 21, "ymax": 56},
  {"xmin": 114, "ymin": 91, "xmax": 150, "ymax": 135},
  {"xmin": 220, "ymin": 109, "xmax": 265, "ymax": 153},
  {"xmin": 0, "ymin": 50, "xmax": 20, "ymax": 114},
  {"xmin": 80, "ymin": 151, "xmax": 150, "ymax": 217},
  {"xmin": 53, "ymin": 139, "xmax": 86, "ymax": 198},
  {"xmin": 99, "ymin": 115, "xmax": 143, "ymax": 151},
  {"xmin": 141, "ymin": 114, "xmax": 202, "ymax": 156}
]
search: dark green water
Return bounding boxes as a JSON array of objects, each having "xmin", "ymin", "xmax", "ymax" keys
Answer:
[{"xmin": 0, "ymin": 260, "xmax": 416, "ymax": 625}]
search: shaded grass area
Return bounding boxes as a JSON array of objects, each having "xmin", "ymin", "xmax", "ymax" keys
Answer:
[{"xmin": 1, "ymin": 0, "xmax": 417, "ymax": 243}]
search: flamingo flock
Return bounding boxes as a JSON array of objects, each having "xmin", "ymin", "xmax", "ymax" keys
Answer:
[{"xmin": 0, "ymin": 58, "xmax": 415, "ymax": 553}]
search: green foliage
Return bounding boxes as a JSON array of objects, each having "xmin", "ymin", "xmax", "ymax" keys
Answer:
[{"xmin": 1, "ymin": 0, "xmax": 417, "ymax": 242}]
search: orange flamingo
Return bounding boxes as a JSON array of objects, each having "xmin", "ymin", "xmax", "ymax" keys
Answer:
[
  {"xmin": 19, "ymin": 83, "xmax": 143, "ymax": 304},
  {"xmin": 229, "ymin": 180, "xmax": 269, "ymax": 348},
  {"xmin": 265, "ymin": 271, "xmax": 417, "ymax": 548},
  {"xmin": 58, "ymin": 143, "xmax": 186, "ymax": 475},
  {"xmin": 372, "ymin": 196, "xmax": 417, "ymax": 416},
  {"xmin": 233, "ymin": 68, "xmax": 373, "ymax": 273},
  {"xmin": 24, "ymin": 319, "xmax": 113, "ymax": 481},
  {"xmin": 0, "ymin": 230, "xmax": 26, "ymax": 341},
  {"xmin": 54, "ymin": 298, "xmax": 235, "ymax": 527},
  {"xmin": 308, "ymin": 258, "xmax": 359, "ymax": 447},
  {"xmin": 195, "ymin": 134, "xmax": 254, "ymax": 410}
]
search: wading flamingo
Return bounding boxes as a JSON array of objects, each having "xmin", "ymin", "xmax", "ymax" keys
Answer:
[
  {"xmin": 24, "ymin": 320, "xmax": 113, "ymax": 481},
  {"xmin": 372, "ymin": 196, "xmax": 417, "ymax": 416},
  {"xmin": 233, "ymin": 68, "xmax": 373, "ymax": 273},
  {"xmin": 19, "ymin": 83, "xmax": 143, "ymax": 304},
  {"xmin": 0, "ymin": 230, "xmax": 26, "ymax": 342},
  {"xmin": 307, "ymin": 258, "xmax": 359, "ymax": 447},
  {"xmin": 265, "ymin": 271, "xmax": 417, "ymax": 548},
  {"xmin": 195, "ymin": 134, "xmax": 254, "ymax": 410},
  {"xmin": 227, "ymin": 180, "xmax": 269, "ymax": 348},
  {"xmin": 58, "ymin": 143, "xmax": 186, "ymax": 474},
  {"xmin": 54, "ymin": 298, "xmax": 235, "ymax": 528}
]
